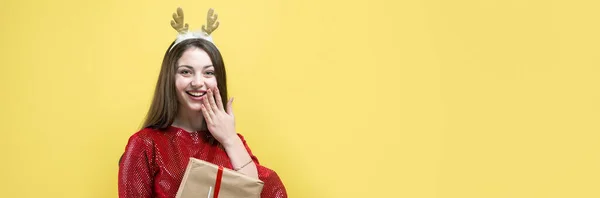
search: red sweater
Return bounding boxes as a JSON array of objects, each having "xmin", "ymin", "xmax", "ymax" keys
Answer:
[{"xmin": 118, "ymin": 126, "xmax": 287, "ymax": 198}]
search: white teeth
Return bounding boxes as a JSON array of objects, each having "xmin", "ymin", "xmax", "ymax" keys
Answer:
[{"xmin": 188, "ymin": 92, "xmax": 205, "ymax": 97}]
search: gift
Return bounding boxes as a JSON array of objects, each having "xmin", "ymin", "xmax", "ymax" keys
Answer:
[{"xmin": 176, "ymin": 157, "xmax": 264, "ymax": 198}]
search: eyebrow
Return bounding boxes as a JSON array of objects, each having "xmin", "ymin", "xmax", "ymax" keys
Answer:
[{"xmin": 177, "ymin": 65, "xmax": 214, "ymax": 69}]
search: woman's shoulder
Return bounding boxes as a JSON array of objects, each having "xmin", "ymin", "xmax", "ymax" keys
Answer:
[
  {"xmin": 126, "ymin": 127, "xmax": 173, "ymax": 145},
  {"xmin": 128, "ymin": 126, "xmax": 188, "ymax": 144},
  {"xmin": 129, "ymin": 127, "xmax": 161, "ymax": 139},
  {"xmin": 124, "ymin": 128, "xmax": 155, "ymax": 146},
  {"xmin": 119, "ymin": 128, "xmax": 164, "ymax": 165}
]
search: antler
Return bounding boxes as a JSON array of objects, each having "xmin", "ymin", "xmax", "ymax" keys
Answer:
[
  {"xmin": 170, "ymin": 7, "xmax": 189, "ymax": 34},
  {"xmin": 202, "ymin": 8, "xmax": 220, "ymax": 35}
]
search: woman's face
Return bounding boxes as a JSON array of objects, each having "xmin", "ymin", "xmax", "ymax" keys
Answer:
[{"xmin": 175, "ymin": 47, "xmax": 218, "ymax": 112}]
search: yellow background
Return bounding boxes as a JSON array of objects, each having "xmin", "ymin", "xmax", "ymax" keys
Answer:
[{"xmin": 1, "ymin": 0, "xmax": 599, "ymax": 197}]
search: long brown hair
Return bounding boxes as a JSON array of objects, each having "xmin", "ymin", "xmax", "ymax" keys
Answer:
[{"xmin": 142, "ymin": 38, "xmax": 228, "ymax": 130}]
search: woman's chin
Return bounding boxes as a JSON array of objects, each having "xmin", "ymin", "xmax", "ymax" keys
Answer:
[{"xmin": 183, "ymin": 104, "xmax": 203, "ymax": 112}]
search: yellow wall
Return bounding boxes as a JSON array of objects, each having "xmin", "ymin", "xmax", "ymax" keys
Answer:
[{"xmin": 1, "ymin": 0, "xmax": 599, "ymax": 197}]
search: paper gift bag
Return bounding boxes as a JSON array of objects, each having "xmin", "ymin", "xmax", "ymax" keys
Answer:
[{"xmin": 176, "ymin": 157, "xmax": 264, "ymax": 198}]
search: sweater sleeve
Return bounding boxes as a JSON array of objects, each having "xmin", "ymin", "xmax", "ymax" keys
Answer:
[
  {"xmin": 118, "ymin": 132, "xmax": 155, "ymax": 198},
  {"xmin": 237, "ymin": 134, "xmax": 288, "ymax": 198}
]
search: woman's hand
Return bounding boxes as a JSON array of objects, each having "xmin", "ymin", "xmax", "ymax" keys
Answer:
[
  {"xmin": 201, "ymin": 87, "xmax": 258, "ymax": 178},
  {"xmin": 201, "ymin": 87, "xmax": 238, "ymax": 146}
]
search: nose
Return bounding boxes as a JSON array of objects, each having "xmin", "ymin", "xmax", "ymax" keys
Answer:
[{"xmin": 190, "ymin": 75, "xmax": 204, "ymax": 88}]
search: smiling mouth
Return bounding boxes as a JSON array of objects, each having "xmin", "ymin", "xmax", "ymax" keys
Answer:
[{"xmin": 186, "ymin": 91, "xmax": 207, "ymax": 97}]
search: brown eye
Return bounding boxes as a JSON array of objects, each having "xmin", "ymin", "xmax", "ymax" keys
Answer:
[
  {"xmin": 204, "ymin": 71, "xmax": 215, "ymax": 75},
  {"xmin": 180, "ymin": 70, "xmax": 192, "ymax": 75}
]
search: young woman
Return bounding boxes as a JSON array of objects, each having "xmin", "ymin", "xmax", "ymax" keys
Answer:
[{"xmin": 118, "ymin": 8, "xmax": 287, "ymax": 198}]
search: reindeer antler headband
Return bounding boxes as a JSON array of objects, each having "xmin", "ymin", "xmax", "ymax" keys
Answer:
[{"xmin": 169, "ymin": 7, "xmax": 220, "ymax": 51}]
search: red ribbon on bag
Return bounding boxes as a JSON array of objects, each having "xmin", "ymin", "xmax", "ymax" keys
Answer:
[{"xmin": 213, "ymin": 166, "xmax": 224, "ymax": 198}]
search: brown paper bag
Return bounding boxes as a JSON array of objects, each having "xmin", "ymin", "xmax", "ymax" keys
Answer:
[{"xmin": 175, "ymin": 157, "xmax": 264, "ymax": 198}]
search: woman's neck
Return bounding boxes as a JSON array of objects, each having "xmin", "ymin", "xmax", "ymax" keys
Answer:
[{"xmin": 172, "ymin": 108, "xmax": 205, "ymax": 132}]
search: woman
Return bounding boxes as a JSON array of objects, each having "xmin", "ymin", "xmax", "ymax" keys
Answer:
[{"xmin": 118, "ymin": 7, "xmax": 287, "ymax": 198}]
